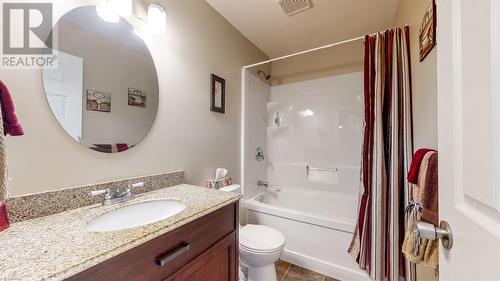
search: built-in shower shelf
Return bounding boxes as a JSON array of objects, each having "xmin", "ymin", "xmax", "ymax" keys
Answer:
[{"xmin": 267, "ymin": 126, "xmax": 288, "ymax": 129}]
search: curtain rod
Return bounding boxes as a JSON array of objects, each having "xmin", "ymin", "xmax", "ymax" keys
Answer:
[
  {"xmin": 244, "ymin": 26, "xmax": 409, "ymax": 69},
  {"xmin": 243, "ymin": 35, "xmax": 365, "ymax": 69}
]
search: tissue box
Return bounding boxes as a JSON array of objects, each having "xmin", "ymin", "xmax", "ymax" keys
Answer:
[{"xmin": 206, "ymin": 177, "xmax": 232, "ymax": 189}]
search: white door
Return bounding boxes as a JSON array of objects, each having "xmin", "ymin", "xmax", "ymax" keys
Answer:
[
  {"xmin": 438, "ymin": 0, "xmax": 500, "ymax": 280},
  {"xmin": 42, "ymin": 51, "xmax": 84, "ymax": 142}
]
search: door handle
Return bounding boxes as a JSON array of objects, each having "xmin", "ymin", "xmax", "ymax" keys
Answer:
[{"xmin": 415, "ymin": 220, "xmax": 453, "ymax": 249}]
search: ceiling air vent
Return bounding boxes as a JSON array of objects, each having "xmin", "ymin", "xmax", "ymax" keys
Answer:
[{"xmin": 277, "ymin": 0, "xmax": 312, "ymax": 16}]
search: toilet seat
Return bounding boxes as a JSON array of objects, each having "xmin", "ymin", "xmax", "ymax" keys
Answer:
[
  {"xmin": 240, "ymin": 243, "xmax": 284, "ymax": 254},
  {"xmin": 239, "ymin": 224, "xmax": 285, "ymax": 253}
]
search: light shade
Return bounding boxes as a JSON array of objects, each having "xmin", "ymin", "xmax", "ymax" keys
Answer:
[
  {"xmin": 109, "ymin": 0, "xmax": 132, "ymax": 17},
  {"xmin": 148, "ymin": 4, "xmax": 166, "ymax": 34},
  {"xmin": 96, "ymin": 5, "xmax": 119, "ymax": 23}
]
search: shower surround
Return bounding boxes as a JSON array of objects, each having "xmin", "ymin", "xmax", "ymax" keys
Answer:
[{"xmin": 242, "ymin": 71, "xmax": 369, "ymax": 280}]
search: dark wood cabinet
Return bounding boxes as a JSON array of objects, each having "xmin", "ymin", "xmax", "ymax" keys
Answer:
[
  {"xmin": 167, "ymin": 232, "xmax": 237, "ymax": 281},
  {"xmin": 66, "ymin": 202, "xmax": 239, "ymax": 281}
]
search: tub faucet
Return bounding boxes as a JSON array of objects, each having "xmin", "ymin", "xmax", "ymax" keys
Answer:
[
  {"xmin": 90, "ymin": 182, "xmax": 144, "ymax": 205},
  {"xmin": 257, "ymin": 180, "xmax": 269, "ymax": 188}
]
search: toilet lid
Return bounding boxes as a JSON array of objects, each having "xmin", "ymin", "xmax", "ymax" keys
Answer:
[{"xmin": 240, "ymin": 224, "xmax": 285, "ymax": 252}]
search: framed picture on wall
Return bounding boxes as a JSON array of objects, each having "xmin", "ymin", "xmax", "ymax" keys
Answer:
[
  {"xmin": 210, "ymin": 74, "xmax": 225, "ymax": 114},
  {"xmin": 419, "ymin": 0, "xmax": 436, "ymax": 62},
  {"xmin": 86, "ymin": 90, "xmax": 111, "ymax": 113}
]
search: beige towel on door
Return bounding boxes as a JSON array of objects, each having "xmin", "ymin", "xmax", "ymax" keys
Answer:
[
  {"xmin": 402, "ymin": 211, "xmax": 439, "ymax": 268},
  {"xmin": 402, "ymin": 210, "xmax": 426, "ymax": 263}
]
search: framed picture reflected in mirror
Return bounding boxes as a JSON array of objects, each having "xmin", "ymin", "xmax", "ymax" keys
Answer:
[
  {"xmin": 86, "ymin": 89, "xmax": 111, "ymax": 113},
  {"xmin": 128, "ymin": 88, "xmax": 147, "ymax": 108}
]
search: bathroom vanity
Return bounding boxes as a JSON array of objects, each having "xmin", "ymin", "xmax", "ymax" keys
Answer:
[
  {"xmin": 1, "ymin": 183, "xmax": 241, "ymax": 281},
  {"xmin": 67, "ymin": 203, "xmax": 238, "ymax": 281}
]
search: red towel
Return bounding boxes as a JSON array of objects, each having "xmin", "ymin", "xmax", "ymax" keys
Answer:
[
  {"xmin": 116, "ymin": 143, "xmax": 129, "ymax": 152},
  {"xmin": 407, "ymin": 148, "xmax": 436, "ymax": 184},
  {"xmin": 0, "ymin": 80, "xmax": 24, "ymax": 136}
]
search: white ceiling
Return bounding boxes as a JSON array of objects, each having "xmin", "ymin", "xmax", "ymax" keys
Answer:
[{"xmin": 206, "ymin": 0, "xmax": 401, "ymax": 58}]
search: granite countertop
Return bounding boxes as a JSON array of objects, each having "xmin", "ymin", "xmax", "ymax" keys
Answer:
[{"xmin": 0, "ymin": 184, "xmax": 241, "ymax": 281}]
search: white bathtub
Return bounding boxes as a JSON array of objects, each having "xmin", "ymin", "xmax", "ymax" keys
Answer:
[{"xmin": 243, "ymin": 186, "xmax": 370, "ymax": 281}]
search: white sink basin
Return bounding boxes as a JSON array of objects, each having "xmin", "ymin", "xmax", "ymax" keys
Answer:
[{"xmin": 86, "ymin": 200, "xmax": 186, "ymax": 232}]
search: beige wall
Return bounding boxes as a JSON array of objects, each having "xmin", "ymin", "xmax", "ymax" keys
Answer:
[
  {"xmin": 1, "ymin": 0, "xmax": 267, "ymax": 196},
  {"xmin": 394, "ymin": 1, "xmax": 438, "ymax": 281},
  {"xmin": 270, "ymin": 41, "xmax": 364, "ymax": 86},
  {"xmin": 394, "ymin": 0, "xmax": 438, "ymax": 150}
]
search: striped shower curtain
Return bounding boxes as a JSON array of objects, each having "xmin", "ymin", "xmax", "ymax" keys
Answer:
[{"xmin": 348, "ymin": 27, "xmax": 413, "ymax": 281}]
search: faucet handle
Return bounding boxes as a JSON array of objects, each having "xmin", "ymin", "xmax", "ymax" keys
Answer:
[
  {"xmin": 126, "ymin": 182, "xmax": 144, "ymax": 198},
  {"xmin": 89, "ymin": 188, "xmax": 111, "ymax": 197}
]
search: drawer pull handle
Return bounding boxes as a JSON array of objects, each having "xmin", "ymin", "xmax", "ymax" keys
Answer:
[{"xmin": 155, "ymin": 242, "xmax": 190, "ymax": 266}]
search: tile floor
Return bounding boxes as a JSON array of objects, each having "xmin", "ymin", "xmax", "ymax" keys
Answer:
[{"xmin": 276, "ymin": 260, "xmax": 340, "ymax": 281}]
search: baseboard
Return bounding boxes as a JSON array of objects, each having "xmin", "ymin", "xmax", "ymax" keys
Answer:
[{"xmin": 281, "ymin": 249, "xmax": 371, "ymax": 281}]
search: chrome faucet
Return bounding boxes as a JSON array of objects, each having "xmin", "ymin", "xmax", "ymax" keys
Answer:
[
  {"xmin": 257, "ymin": 180, "xmax": 269, "ymax": 188},
  {"xmin": 90, "ymin": 182, "xmax": 144, "ymax": 205}
]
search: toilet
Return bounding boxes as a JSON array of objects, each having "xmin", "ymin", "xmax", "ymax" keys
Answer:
[
  {"xmin": 239, "ymin": 224, "xmax": 285, "ymax": 281},
  {"xmin": 220, "ymin": 184, "xmax": 285, "ymax": 281}
]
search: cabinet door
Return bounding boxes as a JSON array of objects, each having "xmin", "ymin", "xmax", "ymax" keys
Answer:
[{"xmin": 169, "ymin": 232, "xmax": 238, "ymax": 281}]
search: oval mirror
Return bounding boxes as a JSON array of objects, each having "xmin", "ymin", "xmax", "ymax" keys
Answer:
[{"xmin": 42, "ymin": 6, "xmax": 159, "ymax": 153}]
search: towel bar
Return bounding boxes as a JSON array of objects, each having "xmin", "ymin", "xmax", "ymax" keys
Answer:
[{"xmin": 306, "ymin": 166, "xmax": 338, "ymax": 173}]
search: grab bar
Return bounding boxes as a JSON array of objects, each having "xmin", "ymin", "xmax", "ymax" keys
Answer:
[{"xmin": 306, "ymin": 166, "xmax": 338, "ymax": 173}]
